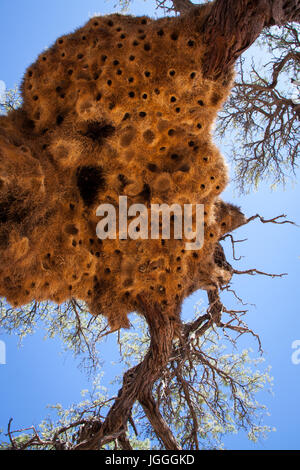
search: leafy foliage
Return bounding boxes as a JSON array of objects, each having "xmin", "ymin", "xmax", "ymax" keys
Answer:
[{"xmin": 0, "ymin": 85, "xmax": 21, "ymax": 114}]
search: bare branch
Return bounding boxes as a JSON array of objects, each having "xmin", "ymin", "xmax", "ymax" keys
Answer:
[
  {"xmin": 233, "ymin": 268, "xmax": 287, "ymax": 277},
  {"xmin": 217, "ymin": 26, "xmax": 300, "ymax": 191},
  {"xmin": 139, "ymin": 390, "xmax": 182, "ymax": 450},
  {"xmin": 245, "ymin": 213, "xmax": 298, "ymax": 226},
  {"xmin": 220, "ymin": 234, "xmax": 247, "ymax": 261},
  {"xmin": 7, "ymin": 419, "xmax": 17, "ymax": 450}
]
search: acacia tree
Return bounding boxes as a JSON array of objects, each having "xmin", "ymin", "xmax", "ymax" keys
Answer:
[{"xmin": 0, "ymin": 0, "xmax": 299, "ymax": 451}]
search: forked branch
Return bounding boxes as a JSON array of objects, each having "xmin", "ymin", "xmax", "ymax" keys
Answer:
[{"xmin": 75, "ymin": 298, "xmax": 176, "ymax": 450}]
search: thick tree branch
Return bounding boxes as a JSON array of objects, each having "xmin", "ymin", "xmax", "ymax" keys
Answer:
[
  {"xmin": 139, "ymin": 390, "xmax": 182, "ymax": 450},
  {"xmin": 172, "ymin": 0, "xmax": 194, "ymax": 13},
  {"xmin": 118, "ymin": 432, "xmax": 134, "ymax": 450},
  {"xmin": 76, "ymin": 298, "xmax": 175, "ymax": 450},
  {"xmin": 200, "ymin": 0, "xmax": 300, "ymax": 79}
]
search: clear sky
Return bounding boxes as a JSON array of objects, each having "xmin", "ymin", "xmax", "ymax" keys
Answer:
[{"xmin": 0, "ymin": 0, "xmax": 299, "ymax": 450}]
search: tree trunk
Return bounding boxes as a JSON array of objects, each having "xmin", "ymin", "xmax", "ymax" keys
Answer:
[
  {"xmin": 76, "ymin": 298, "xmax": 176, "ymax": 450},
  {"xmin": 191, "ymin": 0, "xmax": 300, "ymax": 79}
]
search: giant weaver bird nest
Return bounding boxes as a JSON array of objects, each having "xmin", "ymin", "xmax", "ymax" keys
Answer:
[{"xmin": 0, "ymin": 6, "xmax": 246, "ymax": 330}]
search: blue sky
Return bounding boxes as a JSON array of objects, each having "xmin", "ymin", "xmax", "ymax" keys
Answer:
[{"xmin": 0, "ymin": 0, "xmax": 299, "ymax": 450}]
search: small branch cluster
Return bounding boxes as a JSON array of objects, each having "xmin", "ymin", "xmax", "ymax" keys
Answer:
[{"xmin": 217, "ymin": 24, "xmax": 300, "ymax": 192}]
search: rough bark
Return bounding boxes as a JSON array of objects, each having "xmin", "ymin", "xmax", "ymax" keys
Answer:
[
  {"xmin": 139, "ymin": 390, "xmax": 182, "ymax": 450},
  {"xmin": 172, "ymin": 0, "xmax": 194, "ymax": 13},
  {"xmin": 76, "ymin": 298, "xmax": 176, "ymax": 450},
  {"xmin": 196, "ymin": 0, "xmax": 300, "ymax": 79}
]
